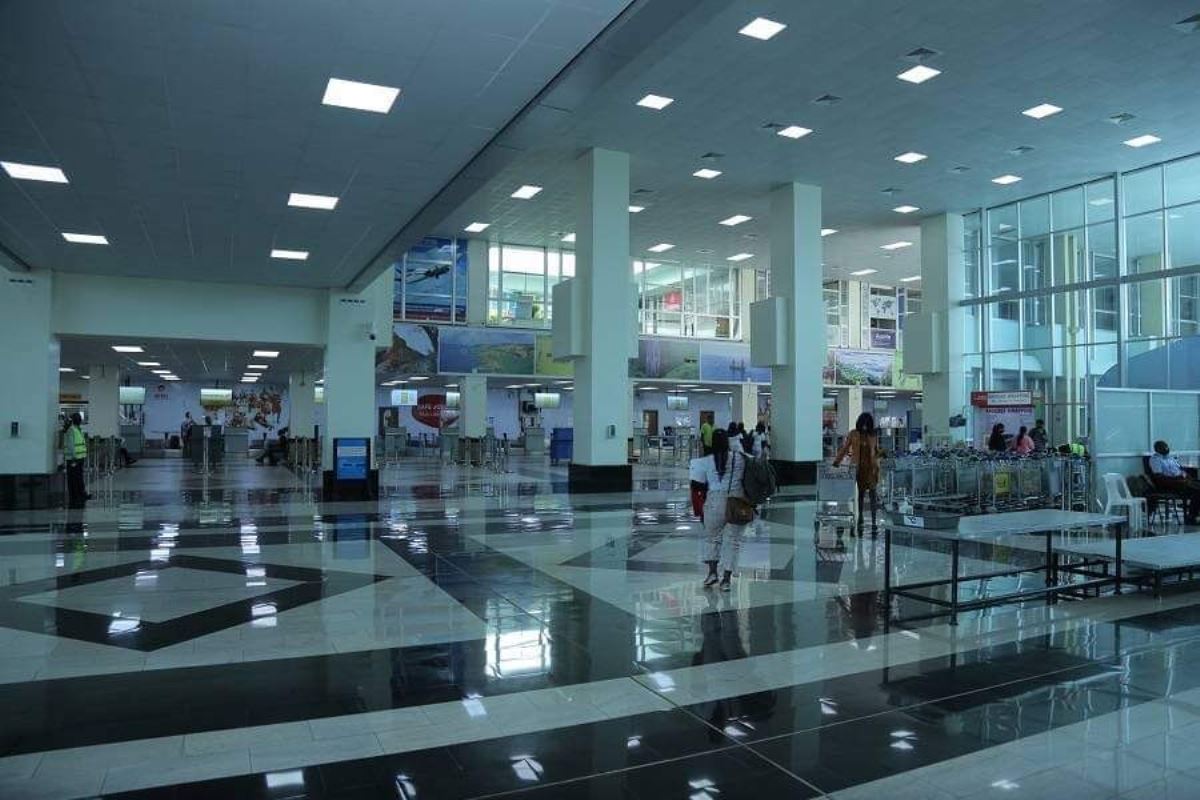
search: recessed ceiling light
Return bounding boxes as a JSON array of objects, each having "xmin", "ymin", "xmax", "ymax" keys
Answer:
[
  {"xmin": 152, "ymin": 370, "xmax": 172, "ymax": 375},
  {"xmin": 59, "ymin": 367, "xmax": 74, "ymax": 373},
  {"xmin": 561, "ymin": 232, "xmax": 576, "ymax": 243},
  {"xmin": 463, "ymin": 222, "xmax": 490, "ymax": 233},
  {"xmin": 821, "ymin": 228, "xmax": 838, "ymax": 237},
  {"xmin": 1124, "ymin": 134, "xmax": 1162, "ymax": 148},
  {"xmin": 247, "ymin": 364, "xmax": 269, "ymax": 369},
  {"xmin": 900, "ymin": 275, "xmax": 922, "ymax": 282},
  {"xmin": 409, "ymin": 376, "xmax": 429, "ymax": 381},
  {"xmin": 244, "ymin": 373, "xmax": 262, "ymax": 378},
  {"xmin": 136, "ymin": 362, "xmax": 160, "ymax": 367},
  {"xmin": 241, "ymin": 378, "xmax": 258, "ymax": 383},
  {"xmin": 739, "ymin": 17, "xmax": 787, "ymax": 40},
  {"xmin": 727, "ymin": 253, "xmax": 753, "ymax": 262},
  {"xmin": 992, "ymin": 174, "xmax": 1022, "ymax": 185},
  {"xmin": 893, "ymin": 205, "xmax": 920, "ymax": 214},
  {"xmin": 62, "ymin": 232, "xmax": 108, "ymax": 245},
  {"xmin": 719, "ymin": 214, "xmax": 752, "ymax": 226},
  {"xmin": 777, "ymin": 125, "xmax": 813, "ymax": 140},
  {"xmin": 112, "ymin": 345, "xmax": 144, "ymax": 353},
  {"xmin": 628, "ymin": 205, "xmax": 645, "ymax": 213},
  {"xmin": 511, "ymin": 184, "xmax": 543, "ymax": 200},
  {"xmin": 271, "ymin": 249, "xmax": 309, "ymax": 260},
  {"xmin": 897, "ymin": 65, "xmax": 941, "ymax": 84},
  {"xmin": 648, "ymin": 243, "xmax": 675, "ymax": 253},
  {"xmin": 693, "ymin": 168, "xmax": 722, "ymax": 179},
  {"xmin": 1022, "ymin": 103, "xmax": 1062, "ymax": 119},
  {"xmin": 881, "ymin": 241, "xmax": 913, "ymax": 250},
  {"xmin": 894, "ymin": 152, "xmax": 928, "ymax": 164},
  {"xmin": 287, "ymin": 192, "xmax": 338, "ymax": 210},
  {"xmin": 1, "ymin": 161, "xmax": 68, "ymax": 183},
  {"xmin": 253, "ymin": 350, "xmax": 280, "ymax": 358},
  {"xmin": 850, "ymin": 268, "xmax": 878, "ymax": 276},
  {"xmin": 163, "ymin": 376, "xmax": 180, "ymax": 381},
  {"xmin": 321, "ymin": 77, "xmax": 400, "ymax": 113},
  {"xmin": 636, "ymin": 93, "xmax": 674, "ymax": 110}
]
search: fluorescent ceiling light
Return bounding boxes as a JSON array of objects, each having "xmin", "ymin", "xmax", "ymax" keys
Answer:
[
  {"xmin": 648, "ymin": 243, "xmax": 675, "ymax": 253},
  {"xmin": 136, "ymin": 362, "xmax": 160, "ymax": 367},
  {"xmin": 636, "ymin": 94, "xmax": 674, "ymax": 110},
  {"xmin": 628, "ymin": 205, "xmax": 645, "ymax": 213},
  {"xmin": 693, "ymin": 168, "xmax": 722, "ymax": 179},
  {"xmin": 850, "ymin": 268, "xmax": 878, "ymax": 276},
  {"xmin": 247, "ymin": 364, "xmax": 269, "ymax": 369},
  {"xmin": 321, "ymin": 77, "xmax": 400, "ymax": 113},
  {"xmin": 151, "ymin": 370, "xmax": 171, "ymax": 375},
  {"xmin": 241, "ymin": 378, "xmax": 258, "ymax": 383},
  {"xmin": 287, "ymin": 192, "xmax": 338, "ymax": 210},
  {"xmin": 900, "ymin": 275, "xmax": 922, "ymax": 282},
  {"xmin": 463, "ymin": 222, "xmax": 490, "ymax": 233},
  {"xmin": 62, "ymin": 232, "xmax": 108, "ymax": 245},
  {"xmin": 253, "ymin": 350, "xmax": 280, "ymax": 358},
  {"xmin": 1124, "ymin": 134, "xmax": 1162, "ymax": 148},
  {"xmin": 163, "ymin": 376, "xmax": 179, "ymax": 381},
  {"xmin": 991, "ymin": 174, "xmax": 1022, "ymax": 185},
  {"xmin": 1022, "ymin": 103, "xmax": 1062, "ymax": 119},
  {"xmin": 244, "ymin": 374, "xmax": 262, "ymax": 379},
  {"xmin": 777, "ymin": 125, "xmax": 812, "ymax": 139},
  {"xmin": 409, "ymin": 376, "xmax": 429, "ymax": 381},
  {"xmin": 897, "ymin": 65, "xmax": 941, "ymax": 84},
  {"xmin": 112, "ymin": 345, "xmax": 143, "ymax": 353},
  {"xmin": 893, "ymin": 205, "xmax": 920, "ymax": 214},
  {"xmin": 561, "ymin": 232, "xmax": 576, "ymax": 243},
  {"xmin": 59, "ymin": 367, "xmax": 74, "ymax": 373},
  {"xmin": 894, "ymin": 152, "xmax": 927, "ymax": 164},
  {"xmin": 739, "ymin": 17, "xmax": 787, "ymax": 40},
  {"xmin": 511, "ymin": 184, "xmax": 543, "ymax": 200},
  {"xmin": 821, "ymin": 228, "xmax": 838, "ymax": 237},
  {"xmin": 881, "ymin": 241, "xmax": 913, "ymax": 250},
  {"xmin": 271, "ymin": 249, "xmax": 308, "ymax": 260},
  {"xmin": 719, "ymin": 214, "xmax": 752, "ymax": 226},
  {"xmin": 727, "ymin": 253, "xmax": 753, "ymax": 262},
  {"xmin": 1, "ymin": 161, "xmax": 68, "ymax": 183}
]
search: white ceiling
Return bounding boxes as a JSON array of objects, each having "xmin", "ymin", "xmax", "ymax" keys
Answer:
[
  {"xmin": 0, "ymin": 0, "xmax": 631, "ymax": 288},
  {"xmin": 433, "ymin": 0, "xmax": 1200, "ymax": 286},
  {"xmin": 59, "ymin": 336, "xmax": 323, "ymax": 385}
]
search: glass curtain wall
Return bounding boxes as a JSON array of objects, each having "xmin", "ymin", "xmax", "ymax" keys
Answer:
[{"xmin": 962, "ymin": 152, "xmax": 1200, "ymax": 445}]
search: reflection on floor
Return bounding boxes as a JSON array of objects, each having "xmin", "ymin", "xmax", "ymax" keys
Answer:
[{"xmin": 1, "ymin": 456, "xmax": 1199, "ymax": 798}]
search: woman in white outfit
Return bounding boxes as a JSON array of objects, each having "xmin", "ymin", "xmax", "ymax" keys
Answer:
[{"xmin": 698, "ymin": 429, "xmax": 748, "ymax": 591}]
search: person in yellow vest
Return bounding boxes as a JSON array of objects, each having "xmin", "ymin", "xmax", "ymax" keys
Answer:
[{"xmin": 63, "ymin": 412, "xmax": 88, "ymax": 508}]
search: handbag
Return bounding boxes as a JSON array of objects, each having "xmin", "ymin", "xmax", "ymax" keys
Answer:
[{"xmin": 724, "ymin": 453, "xmax": 756, "ymax": 525}]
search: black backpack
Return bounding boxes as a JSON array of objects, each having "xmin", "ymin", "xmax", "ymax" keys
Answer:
[
  {"xmin": 742, "ymin": 454, "xmax": 777, "ymax": 505},
  {"xmin": 741, "ymin": 432, "xmax": 756, "ymax": 453}
]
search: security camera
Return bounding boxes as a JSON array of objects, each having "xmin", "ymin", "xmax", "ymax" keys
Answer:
[
  {"xmin": 368, "ymin": 332, "xmax": 377, "ymax": 341},
  {"xmin": 365, "ymin": 322, "xmax": 378, "ymax": 341}
]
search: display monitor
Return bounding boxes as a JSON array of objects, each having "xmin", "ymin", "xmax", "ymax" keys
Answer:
[
  {"xmin": 391, "ymin": 389, "xmax": 418, "ymax": 406},
  {"xmin": 119, "ymin": 386, "xmax": 146, "ymax": 405},
  {"xmin": 534, "ymin": 392, "xmax": 561, "ymax": 409},
  {"xmin": 666, "ymin": 394, "xmax": 689, "ymax": 410},
  {"xmin": 200, "ymin": 388, "xmax": 233, "ymax": 407}
]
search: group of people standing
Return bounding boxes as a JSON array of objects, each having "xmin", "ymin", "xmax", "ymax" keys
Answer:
[{"xmin": 987, "ymin": 419, "xmax": 1049, "ymax": 454}]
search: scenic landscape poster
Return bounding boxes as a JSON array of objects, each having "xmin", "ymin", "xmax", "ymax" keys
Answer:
[
  {"xmin": 376, "ymin": 323, "xmax": 439, "ymax": 380},
  {"xmin": 534, "ymin": 333, "xmax": 573, "ymax": 377},
  {"xmin": 631, "ymin": 339, "xmax": 700, "ymax": 379},
  {"xmin": 833, "ymin": 349, "xmax": 894, "ymax": 386},
  {"xmin": 439, "ymin": 327, "xmax": 536, "ymax": 374},
  {"xmin": 699, "ymin": 341, "xmax": 771, "ymax": 383}
]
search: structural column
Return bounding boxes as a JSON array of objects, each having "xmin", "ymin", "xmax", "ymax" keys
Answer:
[
  {"xmin": 766, "ymin": 182, "xmax": 824, "ymax": 484},
  {"xmin": 732, "ymin": 384, "xmax": 759, "ymax": 428},
  {"xmin": 466, "ymin": 239, "xmax": 489, "ymax": 326},
  {"xmin": 0, "ymin": 270, "xmax": 62, "ymax": 509},
  {"xmin": 288, "ymin": 371, "xmax": 316, "ymax": 437},
  {"xmin": 836, "ymin": 386, "xmax": 863, "ymax": 435},
  {"xmin": 460, "ymin": 374, "xmax": 487, "ymax": 438},
  {"xmin": 570, "ymin": 147, "xmax": 633, "ymax": 492},
  {"xmin": 87, "ymin": 365, "xmax": 120, "ymax": 438},
  {"xmin": 321, "ymin": 290, "xmax": 380, "ymax": 496},
  {"xmin": 919, "ymin": 213, "xmax": 966, "ymax": 442}
]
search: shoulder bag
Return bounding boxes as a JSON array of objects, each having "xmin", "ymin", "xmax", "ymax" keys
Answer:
[{"xmin": 725, "ymin": 453, "xmax": 756, "ymax": 525}]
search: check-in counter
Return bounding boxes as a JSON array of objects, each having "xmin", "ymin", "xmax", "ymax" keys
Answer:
[
  {"xmin": 119, "ymin": 424, "xmax": 144, "ymax": 457},
  {"xmin": 524, "ymin": 426, "xmax": 545, "ymax": 455},
  {"xmin": 225, "ymin": 428, "xmax": 249, "ymax": 456}
]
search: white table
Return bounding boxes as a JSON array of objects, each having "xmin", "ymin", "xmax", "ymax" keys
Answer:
[{"xmin": 882, "ymin": 509, "xmax": 1128, "ymax": 625}]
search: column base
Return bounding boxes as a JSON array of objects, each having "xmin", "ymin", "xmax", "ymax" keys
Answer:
[
  {"xmin": 0, "ymin": 472, "xmax": 65, "ymax": 510},
  {"xmin": 770, "ymin": 459, "xmax": 818, "ymax": 487},
  {"xmin": 321, "ymin": 469, "xmax": 380, "ymax": 502},
  {"xmin": 568, "ymin": 463, "xmax": 632, "ymax": 494}
]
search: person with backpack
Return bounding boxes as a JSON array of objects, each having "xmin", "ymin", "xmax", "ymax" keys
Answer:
[{"xmin": 833, "ymin": 412, "xmax": 881, "ymax": 535}]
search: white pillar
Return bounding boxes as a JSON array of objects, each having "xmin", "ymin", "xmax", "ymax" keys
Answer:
[
  {"xmin": 461, "ymin": 374, "xmax": 487, "ymax": 438},
  {"xmin": 322, "ymin": 291, "xmax": 378, "ymax": 469},
  {"xmin": 288, "ymin": 371, "xmax": 316, "ymax": 437},
  {"xmin": 571, "ymin": 148, "xmax": 633, "ymax": 491},
  {"xmin": 836, "ymin": 386, "xmax": 863, "ymax": 434},
  {"xmin": 920, "ymin": 214, "xmax": 966, "ymax": 442},
  {"xmin": 738, "ymin": 268, "xmax": 756, "ymax": 341},
  {"xmin": 768, "ymin": 183, "xmax": 825, "ymax": 478},
  {"xmin": 87, "ymin": 365, "xmax": 120, "ymax": 437},
  {"xmin": 732, "ymin": 384, "xmax": 758, "ymax": 427},
  {"xmin": 0, "ymin": 270, "xmax": 60, "ymax": 483},
  {"xmin": 466, "ymin": 239, "xmax": 489, "ymax": 325}
]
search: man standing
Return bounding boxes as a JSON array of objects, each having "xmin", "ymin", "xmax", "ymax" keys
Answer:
[
  {"xmin": 1030, "ymin": 419, "xmax": 1048, "ymax": 452},
  {"xmin": 1149, "ymin": 440, "xmax": 1200, "ymax": 525},
  {"xmin": 63, "ymin": 412, "xmax": 88, "ymax": 508},
  {"xmin": 700, "ymin": 418, "xmax": 714, "ymax": 456}
]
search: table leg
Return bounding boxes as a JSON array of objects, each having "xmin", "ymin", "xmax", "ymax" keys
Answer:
[
  {"xmin": 884, "ymin": 527, "xmax": 892, "ymax": 607},
  {"xmin": 950, "ymin": 539, "xmax": 960, "ymax": 626},
  {"xmin": 1115, "ymin": 520, "xmax": 1124, "ymax": 595}
]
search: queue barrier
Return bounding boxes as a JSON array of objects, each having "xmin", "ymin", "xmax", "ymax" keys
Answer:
[{"xmin": 883, "ymin": 451, "xmax": 1091, "ymax": 514}]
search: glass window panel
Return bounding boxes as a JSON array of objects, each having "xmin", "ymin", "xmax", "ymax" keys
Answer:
[
  {"xmin": 1123, "ymin": 166, "xmax": 1163, "ymax": 216},
  {"xmin": 1092, "ymin": 286, "xmax": 1119, "ymax": 336},
  {"xmin": 990, "ymin": 242, "xmax": 1019, "ymax": 294},
  {"xmin": 963, "ymin": 304, "xmax": 981, "ymax": 354},
  {"xmin": 1126, "ymin": 212, "xmax": 1164, "ymax": 274},
  {"xmin": 1051, "ymin": 186, "xmax": 1085, "ymax": 231},
  {"xmin": 989, "ymin": 204, "xmax": 1018, "ymax": 240},
  {"xmin": 1051, "ymin": 288, "xmax": 1088, "ymax": 345},
  {"xmin": 561, "ymin": 252, "xmax": 575, "ymax": 277},
  {"xmin": 1020, "ymin": 195, "xmax": 1050, "ymax": 237},
  {"xmin": 1127, "ymin": 278, "xmax": 1167, "ymax": 340},
  {"xmin": 963, "ymin": 212, "xmax": 981, "ymax": 298},
  {"xmin": 1021, "ymin": 236, "xmax": 1050, "ymax": 291},
  {"xmin": 1152, "ymin": 393, "xmax": 1200, "ymax": 453},
  {"xmin": 1050, "ymin": 229, "xmax": 1084, "ymax": 287},
  {"xmin": 1166, "ymin": 154, "xmax": 1200, "ymax": 208},
  {"xmin": 1168, "ymin": 202, "xmax": 1200, "ymax": 270},
  {"xmin": 1088, "ymin": 222, "xmax": 1118, "ymax": 280},
  {"xmin": 1086, "ymin": 179, "xmax": 1116, "ymax": 223},
  {"xmin": 1172, "ymin": 274, "xmax": 1200, "ymax": 337},
  {"xmin": 988, "ymin": 301, "xmax": 1020, "ymax": 351},
  {"xmin": 1096, "ymin": 391, "xmax": 1148, "ymax": 452}
]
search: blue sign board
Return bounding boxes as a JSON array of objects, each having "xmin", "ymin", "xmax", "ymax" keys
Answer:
[{"xmin": 334, "ymin": 438, "xmax": 370, "ymax": 481}]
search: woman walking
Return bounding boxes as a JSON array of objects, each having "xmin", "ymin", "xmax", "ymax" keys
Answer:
[
  {"xmin": 697, "ymin": 429, "xmax": 750, "ymax": 591},
  {"xmin": 833, "ymin": 412, "xmax": 882, "ymax": 535}
]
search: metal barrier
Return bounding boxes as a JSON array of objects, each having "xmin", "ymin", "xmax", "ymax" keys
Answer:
[
  {"xmin": 287, "ymin": 437, "xmax": 320, "ymax": 474},
  {"xmin": 882, "ymin": 451, "xmax": 1091, "ymax": 514}
]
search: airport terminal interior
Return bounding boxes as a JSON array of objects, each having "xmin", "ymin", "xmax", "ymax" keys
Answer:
[{"xmin": 6, "ymin": 1, "xmax": 1200, "ymax": 798}]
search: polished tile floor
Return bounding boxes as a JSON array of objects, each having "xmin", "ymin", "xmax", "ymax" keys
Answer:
[{"xmin": 2, "ymin": 455, "xmax": 1200, "ymax": 798}]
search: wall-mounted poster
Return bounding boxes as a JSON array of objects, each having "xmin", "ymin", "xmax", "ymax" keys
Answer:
[
  {"xmin": 699, "ymin": 341, "xmax": 771, "ymax": 383},
  {"xmin": 870, "ymin": 329, "xmax": 896, "ymax": 350},
  {"xmin": 833, "ymin": 349, "xmax": 894, "ymax": 386},
  {"xmin": 377, "ymin": 323, "xmax": 439, "ymax": 379},
  {"xmin": 439, "ymin": 327, "xmax": 535, "ymax": 374},
  {"xmin": 868, "ymin": 294, "xmax": 898, "ymax": 320},
  {"xmin": 631, "ymin": 338, "xmax": 700, "ymax": 380},
  {"xmin": 534, "ymin": 333, "xmax": 573, "ymax": 377},
  {"xmin": 394, "ymin": 238, "xmax": 468, "ymax": 323},
  {"xmin": 822, "ymin": 350, "xmax": 836, "ymax": 385}
]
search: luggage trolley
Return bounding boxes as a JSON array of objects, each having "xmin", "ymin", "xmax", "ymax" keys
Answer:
[{"xmin": 815, "ymin": 464, "xmax": 858, "ymax": 540}]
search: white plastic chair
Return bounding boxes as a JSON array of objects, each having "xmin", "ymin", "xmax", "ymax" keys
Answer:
[{"xmin": 1103, "ymin": 473, "xmax": 1146, "ymax": 533}]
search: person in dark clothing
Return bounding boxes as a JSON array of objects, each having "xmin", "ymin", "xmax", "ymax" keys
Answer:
[
  {"xmin": 1029, "ymin": 419, "xmax": 1048, "ymax": 452},
  {"xmin": 987, "ymin": 423, "xmax": 1007, "ymax": 452}
]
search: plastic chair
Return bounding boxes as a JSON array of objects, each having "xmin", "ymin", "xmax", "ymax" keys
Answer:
[{"xmin": 1102, "ymin": 473, "xmax": 1146, "ymax": 533}]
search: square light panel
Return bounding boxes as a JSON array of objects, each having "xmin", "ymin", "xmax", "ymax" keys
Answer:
[
  {"xmin": 821, "ymin": 228, "xmax": 838, "ymax": 236},
  {"xmin": 136, "ymin": 362, "xmax": 160, "ymax": 367},
  {"xmin": 897, "ymin": 65, "xmax": 941, "ymax": 84},
  {"xmin": 894, "ymin": 151, "xmax": 927, "ymax": 164},
  {"xmin": 246, "ymin": 364, "xmax": 269, "ymax": 369},
  {"xmin": 287, "ymin": 193, "xmax": 338, "ymax": 210},
  {"xmin": 850, "ymin": 269, "xmax": 878, "ymax": 276},
  {"xmin": 1, "ymin": 161, "xmax": 68, "ymax": 183},
  {"xmin": 727, "ymin": 253, "xmax": 753, "ymax": 262},
  {"xmin": 112, "ymin": 346, "xmax": 144, "ymax": 353},
  {"xmin": 321, "ymin": 78, "xmax": 400, "ymax": 113},
  {"xmin": 253, "ymin": 350, "xmax": 280, "ymax": 358},
  {"xmin": 893, "ymin": 205, "xmax": 920, "ymax": 214},
  {"xmin": 881, "ymin": 241, "xmax": 913, "ymax": 250},
  {"xmin": 628, "ymin": 205, "xmax": 645, "ymax": 213},
  {"xmin": 636, "ymin": 94, "xmax": 674, "ymax": 110},
  {"xmin": 151, "ymin": 370, "xmax": 171, "ymax": 375},
  {"xmin": 693, "ymin": 168, "xmax": 722, "ymax": 179},
  {"xmin": 1022, "ymin": 103, "xmax": 1062, "ymax": 119},
  {"xmin": 511, "ymin": 184, "xmax": 543, "ymax": 200},
  {"xmin": 463, "ymin": 222, "xmax": 490, "ymax": 233},
  {"xmin": 991, "ymin": 174, "xmax": 1022, "ymax": 185},
  {"xmin": 59, "ymin": 367, "xmax": 74, "ymax": 373},
  {"xmin": 62, "ymin": 232, "xmax": 109, "ymax": 245},
  {"xmin": 1124, "ymin": 134, "xmax": 1162, "ymax": 148},
  {"xmin": 900, "ymin": 275, "xmax": 922, "ymax": 282},
  {"xmin": 561, "ymin": 233, "xmax": 576, "ymax": 243},
  {"xmin": 648, "ymin": 243, "xmax": 675, "ymax": 253},
  {"xmin": 271, "ymin": 249, "xmax": 309, "ymax": 260},
  {"xmin": 777, "ymin": 125, "xmax": 812, "ymax": 139},
  {"xmin": 719, "ymin": 214, "xmax": 752, "ymax": 226},
  {"xmin": 739, "ymin": 17, "xmax": 787, "ymax": 40}
]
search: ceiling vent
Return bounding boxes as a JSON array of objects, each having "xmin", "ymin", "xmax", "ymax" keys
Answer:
[
  {"xmin": 700, "ymin": 152, "xmax": 725, "ymax": 161},
  {"xmin": 1107, "ymin": 112, "xmax": 1136, "ymax": 125},
  {"xmin": 761, "ymin": 122, "xmax": 786, "ymax": 131},
  {"xmin": 696, "ymin": 248, "xmax": 714, "ymax": 255},
  {"xmin": 948, "ymin": 165, "xmax": 971, "ymax": 174},
  {"xmin": 1008, "ymin": 145, "xmax": 1035, "ymax": 156},
  {"xmin": 879, "ymin": 187, "xmax": 900, "ymax": 196},
  {"xmin": 903, "ymin": 46, "xmax": 940, "ymax": 62},
  {"xmin": 812, "ymin": 93, "xmax": 843, "ymax": 106},
  {"xmin": 632, "ymin": 188, "xmax": 655, "ymax": 195},
  {"xmin": 1174, "ymin": 12, "xmax": 1200, "ymax": 32}
]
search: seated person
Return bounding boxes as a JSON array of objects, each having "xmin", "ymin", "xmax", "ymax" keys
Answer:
[
  {"xmin": 1148, "ymin": 440, "xmax": 1200, "ymax": 524},
  {"xmin": 256, "ymin": 427, "xmax": 290, "ymax": 466}
]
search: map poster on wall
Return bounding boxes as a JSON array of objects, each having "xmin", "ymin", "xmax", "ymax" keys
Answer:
[
  {"xmin": 534, "ymin": 333, "xmax": 573, "ymax": 377},
  {"xmin": 699, "ymin": 341, "xmax": 771, "ymax": 383},
  {"xmin": 377, "ymin": 323, "xmax": 438, "ymax": 379},
  {"xmin": 868, "ymin": 294, "xmax": 898, "ymax": 319},
  {"xmin": 833, "ymin": 349, "xmax": 894, "ymax": 386},
  {"xmin": 870, "ymin": 329, "xmax": 896, "ymax": 350},
  {"xmin": 439, "ymin": 327, "xmax": 535, "ymax": 375},
  {"xmin": 631, "ymin": 339, "xmax": 700, "ymax": 380}
]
